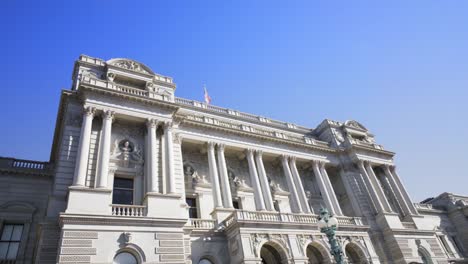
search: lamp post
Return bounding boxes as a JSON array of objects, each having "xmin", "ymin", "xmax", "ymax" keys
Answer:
[{"xmin": 317, "ymin": 208, "xmax": 346, "ymax": 264}]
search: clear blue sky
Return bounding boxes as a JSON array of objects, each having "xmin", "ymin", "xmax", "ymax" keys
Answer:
[{"xmin": 1, "ymin": 1, "xmax": 467, "ymax": 201}]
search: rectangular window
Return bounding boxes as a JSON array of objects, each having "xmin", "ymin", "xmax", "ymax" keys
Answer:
[
  {"xmin": 437, "ymin": 235, "xmax": 453, "ymax": 254},
  {"xmin": 0, "ymin": 224, "xmax": 24, "ymax": 260},
  {"xmin": 112, "ymin": 177, "xmax": 134, "ymax": 205},
  {"xmin": 186, "ymin": 198, "xmax": 198, "ymax": 218},
  {"xmin": 233, "ymin": 200, "xmax": 240, "ymax": 209},
  {"xmin": 451, "ymin": 236, "xmax": 462, "ymax": 253}
]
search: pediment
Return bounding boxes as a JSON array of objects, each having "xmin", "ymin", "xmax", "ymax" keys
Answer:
[
  {"xmin": 344, "ymin": 120, "xmax": 367, "ymax": 131},
  {"xmin": 107, "ymin": 58, "xmax": 154, "ymax": 75},
  {"xmin": 0, "ymin": 201, "xmax": 36, "ymax": 214}
]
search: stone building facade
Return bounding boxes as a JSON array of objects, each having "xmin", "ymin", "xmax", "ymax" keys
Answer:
[{"xmin": 0, "ymin": 55, "xmax": 467, "ymax": 264}]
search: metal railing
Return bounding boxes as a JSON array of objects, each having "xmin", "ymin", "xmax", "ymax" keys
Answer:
[{"xmin": 111, "ymin": 204, "xmax": 147, "ymax": 217}]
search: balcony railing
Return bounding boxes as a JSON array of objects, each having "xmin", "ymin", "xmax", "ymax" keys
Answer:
[
  {"xmin": 111, "ymin": 204, "xmax": 147, "ymax": 217},
  {"xmin": 223, "ymin": 210, "xmax": 363, "ymax": 228},
  {"xmin": 186, "ymin": 219, "xmax": 216, "ymax": 229}
]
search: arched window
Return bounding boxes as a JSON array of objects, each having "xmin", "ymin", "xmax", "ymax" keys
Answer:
[
  {"xmin": 113, "ymin": 252, "xmax": 138, "ymax": 264},
  {"xmin": 199, "ymin": 258, "xmax": 214, "ymax": 264}
]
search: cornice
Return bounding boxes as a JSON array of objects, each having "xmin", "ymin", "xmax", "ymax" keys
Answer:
[
  {"xmin": 78, "ymin": 83, "xmax": 180, "ymax": 111},
  {"xmin": 175, "ymin": 97, "xmax": 313, "ymax": 135},
  {"xmin": 345, "ymin": 143, "xmax": 395, "ymax": 156},
  {"xmin": 179, "ymin": 114, "xmax": 336, "ymax": 153}
]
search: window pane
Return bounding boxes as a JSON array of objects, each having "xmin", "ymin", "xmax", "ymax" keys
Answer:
[
  {"xmin": 0, "ymin": 242, "xmax": 8, "ymax": 259},
  {"xmin": 1, "ymin": 225, "xmax": 13, "ymax": 241},
  {"xmin": 114, "ymin": 178, "xmax": 134, "ymax": 189},
  {"xmin": 113, "ymin": 189, "xmax": 133, "ymax": 205},
  {"xmin": 186, "ymin": 198, "xmax": 196, "ymax": 207},
  {"xmin": 11, "ymin": 225, "xmax": 23, "ymax": 241},
  {"xmin": 113, "ymin": 252, "xmax": 137, "ymax": 264},
  {"xmin": 189, "ymin": 208, "xmax": 198, "ymax": 219},
  {"xmin": 6, "ymin": 242, "xmax": 19, "ymax": 260}
]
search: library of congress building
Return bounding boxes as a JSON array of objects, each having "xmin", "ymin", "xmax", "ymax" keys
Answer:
[{"xmin": 1, "ymin": 55, "xmax": 468, "ymax": 264}]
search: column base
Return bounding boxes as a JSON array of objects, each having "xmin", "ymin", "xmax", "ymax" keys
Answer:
[
  {"xmin": 144, "ymin": 192, "xmax": 186, "ymax": 218},
  {"xmin": 375, "ymin": 211, "xmax": 404, "ymax": 229},
  {"xmin": 210, "ymin": 207, "xmax": 235, "ymax": 222},
  {"xmin": 66, "ymin": 186, "xmax": 112, "ymax": 215}
]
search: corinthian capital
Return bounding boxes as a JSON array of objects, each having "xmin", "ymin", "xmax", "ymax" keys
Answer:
[
  {"xmin": 256, "ymin": 150, "xmax": 263, "ymax": 157},
  {"xmin": 146, "ymin": 118, "xmax": 159, "ymax": 129},
  {"xmin": 102, "ymin": 110, "xmax": 115, "ymax": 121},
  {"xmin": 217, "ymin": 143, "xmax": 226, "ymax": 152},
  {"xmin": 163, "ymin": 121, "xmax": 173, "ymax": 130},
  {"xmin": 207, "ymin": 141, "xmax": 216, "ymax": 150},
  {"xmin": 83, "ymin": 106, "xmax": 96, "ymax": 117},
  {"xmin": 280, "ymin": 154, "xmax": 289, "ymax": 163},
  {"xmin": 245, "ymin": 148, "xmax": 255, "ymax": 157}
]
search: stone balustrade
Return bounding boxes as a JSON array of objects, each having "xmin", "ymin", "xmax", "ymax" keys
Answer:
[
  {"xmin": 222, "ymin": 210, "xmax": 364, "ymax": 228},
  {"xmin": 0, "ymin": 157, "xmax": 51, "ymax": 175},
  {"xmin": 174, "ymin": 97, "xmax": 313, "ymax": 133},
  {"xmin": 186, "ymin": 219, "xmax": 216, "ymax": 230},
  {"xmin": 414, "ymin": 203, "xmax": 434, "ymax": 210},
  {"xmin": 111, "ymin": 204, "xmax": 147, "ymax": 217}
]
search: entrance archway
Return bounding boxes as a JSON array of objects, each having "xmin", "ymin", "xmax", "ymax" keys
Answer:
[
  {"xmin": 260, "ymin": 242, "xmax": 289, "ymax": 264},
  {"xmin": 345, "ymin": 242, "xmax": 368, "ymax": 264},
  {"xmin": 306, "ymin": 242, "xmax": 332, "ymax": 264}
]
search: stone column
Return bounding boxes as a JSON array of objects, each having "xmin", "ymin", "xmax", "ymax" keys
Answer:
[
  {"xmin": 208, "ymin": 142, "xmax": 223, "ymax": 208},
  {"xmin": 281, "ymin": 155, "xmax": 303, "ymax": 213},
  {"xmin": 255, "ymin": 150, "xmax": 275, "ymax": 211},
  {"xmin": 216, "ymin": 144, "xmax": 233, "ymax": 208},
  {"xmin": 246, "ymin": 149, "xmax": 266, "ymax": 211},
  {"xmin": 312, "ymin": 160, "xmax": 336, "ymax": 215},
  {"xmin": 73, "ymin": 107, "xmax": 95, "ymax": 186},
  {"xmin": 164, "ymin": 121, "xmax": 176, "ymax": 194},
  {"xmin": 319, "ymin": 162, "xmax": 343, "ymax": 215},
  {"xmin": 357, "ymin": 160, "xmax": 386, "ymax": 213},
  {"xmin": 365, "ymin": 162, "xmax": 392, "ymax": 212},
  {"xmin": 96, "ymin": 110, "xmax": 114, "ymax": 189},
  {"xmin": 146, "ymin": 119, "xmax": 159, "ymax": 193},
  {"xmin": 387, "ymin": 165, "xmax": 418, "ymax": 215},
  {"xmin": 289, "ymin": 157, "xmax": 311, "ymax": 214}
]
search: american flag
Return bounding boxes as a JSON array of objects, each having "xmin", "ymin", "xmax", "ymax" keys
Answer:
[{"xmin": 204, "ymin": 85, "xmax": 212, "ymax": 104}]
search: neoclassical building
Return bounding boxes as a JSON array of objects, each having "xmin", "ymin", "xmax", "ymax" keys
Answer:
[{"xmin": 0, "ymin": 55, "xmax": 467, "ymax": 264}]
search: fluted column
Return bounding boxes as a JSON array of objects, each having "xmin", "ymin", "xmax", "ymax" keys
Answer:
[
  {"xmin": 164, "ymin": 121, "xmax": 176, "ymax": 194},
  {"xmin": 246, "ymin": 149, "xmax": 266, "ymax": 211},
  {"xmin": 255, "ymin": 150, "xmax": 274, "ymax": 211},
  {"xmin": 73, "ymin": 107, "xmax": 95, "ymax": 186},
  {"xmin": 319, "ymin": 162, "xmax": 343, "ymax": 215},
  {"xmin": 216, "ymin": 144, "xmax": 233, "ymax": 208},
  {"xmin": 289, "ymin": 157, "xmax": 311, "ymax": 214},
  {"xmin": 146, "ymin": 119, "xmax": 159, "ymax": 193},
  {"xmin": 357, "ymin": 161, "xmax": 386, "ymax": 213},
  {"xmin": 208, "ymin": 142, "xmax": 223, "ymax": 208},
  {"xmin": 96, "ymin": 110, "xmax": 114, "ymax": 189},
  {"xmin": 365, "ymin": 162, "xmax": 392, "ymax": 212},
  {"xmin": 312, "ymin": 160, "xmax": 336, "ymax": 215},
  {"xmin": 386, "ymin": 165, "xmax": 418, "ymax": 215},
  {"xmin": 281, "ymin": 155, "xmax": 303, "ymax": 213}
]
